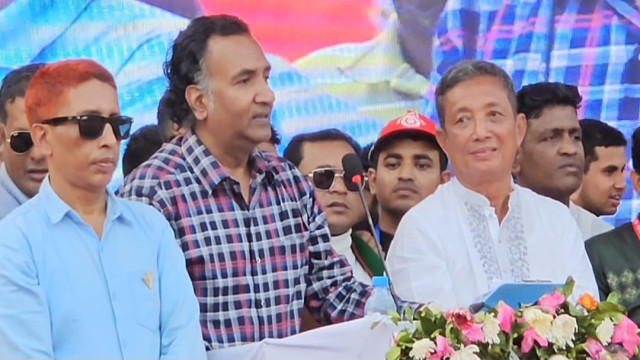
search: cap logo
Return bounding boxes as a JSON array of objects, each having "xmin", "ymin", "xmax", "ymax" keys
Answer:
[{"xmin": 397, "ymin": 111, "xmax": 426, "ymax": 128}]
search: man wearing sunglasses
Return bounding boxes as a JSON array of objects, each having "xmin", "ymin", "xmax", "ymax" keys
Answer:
[
  {"xmin": 284, "ymin": 129, "xmax": 385, "ymax": 285},
  {"xmin": 0, "ymin": 59, "xmax": 206, "ymax": 359},
  {"xmin": 0, "ymin": 63, "xmax": 47, "ymax": 220}
]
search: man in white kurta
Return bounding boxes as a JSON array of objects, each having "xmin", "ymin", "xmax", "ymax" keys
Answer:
[
  {"xmin": 387, "ymin": 177, "xmax": 599, "ymax": 308},
  {"xmin": 386, "ymin": 60, "xmax": 598, "ymax": 309}
]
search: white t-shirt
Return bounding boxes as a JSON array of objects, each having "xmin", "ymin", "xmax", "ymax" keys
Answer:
[
  {"xmin": 569, "ymin": 202, "xmax": 613, "ymax": 241},
  {"xmin": 386, "ymin": 177, "xmax": 598, "ymax": 309},
  {"xmin": 330, "ymin": 230, "xmax": 372, "ymax": 285}
]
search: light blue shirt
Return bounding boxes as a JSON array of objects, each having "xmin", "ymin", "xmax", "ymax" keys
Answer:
[
  {"xmin": 0, "ymin": 177, "xmax": 206, "ymax": 359},
  {"xmin": 0, "ymin": 163, "xmax": 28, "ymax": 220}
]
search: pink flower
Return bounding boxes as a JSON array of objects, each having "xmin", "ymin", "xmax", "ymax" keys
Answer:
[
  {"xmin": 496, "ymin": 301, "xmax": 516, "ymax": 333},
  {"xmin": 446, "ymin": 309, "xmax": 484, "ymax": 343},
  {"xmin": 612, "ymin": 316, "xmax": 640, "ymax": 356},
  {"xmin": 446, "ymin": 309, "xmax": 474, "ymax": 328},
  {"xmin": 521, "ymin": 327, "xmax": 549, "ymax": 353},
  {"xmin": 538, "ymin": 291, "xmax": 565, "ymax": 313},
  {"xmin": 428, "ymin": 335, "xmax": 455, "ymax": 360},
  {"xmin": 463, "ymin": 323, "xmax": 485, "ymax": 343},
  {"xmin": 585, "ymin": 338, "xmax": 605, "ymax": 359}
]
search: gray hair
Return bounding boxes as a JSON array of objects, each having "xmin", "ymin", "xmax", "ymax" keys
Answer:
[{"xmin": 435, "ymin": 60, "xmax": 517, "ymax": 127}]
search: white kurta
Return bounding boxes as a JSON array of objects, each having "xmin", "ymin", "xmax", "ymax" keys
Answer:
[
  {"xmin": 569, "ymin": 202, "xmax": 613, "ymax": 241},
  {"xmin": 330, "ymin": 230, "xmax": 372, "ymax": 285},
  {"xmin": 386, "ymin": 178, "xmax": 598, "ymax": 309}
]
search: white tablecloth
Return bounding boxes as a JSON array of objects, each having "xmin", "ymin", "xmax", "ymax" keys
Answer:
[{"xmin": 207, "ymin": 314, "xmax": 400, "ymax": 360}]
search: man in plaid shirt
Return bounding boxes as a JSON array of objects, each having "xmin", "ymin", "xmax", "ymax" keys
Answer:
[{"xmin": 119, "ymin": 15, "xmax": 374, "ymax": 350}]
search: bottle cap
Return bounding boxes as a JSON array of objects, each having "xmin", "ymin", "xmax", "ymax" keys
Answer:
[{"xmin": 372, "ymin": 276, "xmax": 389, "ymax": 288}]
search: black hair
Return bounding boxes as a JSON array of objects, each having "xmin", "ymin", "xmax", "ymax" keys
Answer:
[
  {"xmin": 283, "ymin": 128, "xmax": 361, "ymax": 167},
  {"xmin": 360, "ymin": 142, "xmax": 374, "ymax": 172},
  {"xmin": 0, "ymin": 63, "xmax": 45, "ymax": 124},
  {"xmin": 269, "ymin": 125, "xmax": 281, "ymax": 146},
  {"xmin": 436, "ymin": 60, "xmax": 517, "ymax": 126},
  {"xmin": 157, "ymin": 90, "xmax": 178, "ymax": 142},
  {"xmin": 517, "ymin": 82, "xmax": 582, "ymax": 124},
  {"xmin": 580, "ymin": 119, "xmax": 627, "ymax": 172},
  {"xmin": 370, "ymin": 131, "xmax": 448, "ymax": 172},
  {"xmin": 164, "ymin": 15, "xmax": 250, "ymax": 127},
  {"xmin": 122, "ymin": 125, "xmax": 164, "ymax": 178},
  {"xmin": 632, "ymin": 127, "xmax": 640, "ymax": 173}
]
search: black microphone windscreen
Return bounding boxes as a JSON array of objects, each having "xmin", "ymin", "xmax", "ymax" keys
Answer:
[{"xmin": 342, "ymin": 153, "xmax": 365, "ymax": 181}]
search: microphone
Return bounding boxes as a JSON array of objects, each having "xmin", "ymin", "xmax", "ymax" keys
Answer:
[{"xmin": 341, "ymin": 153, "xmax": 400, "ymax": 305}]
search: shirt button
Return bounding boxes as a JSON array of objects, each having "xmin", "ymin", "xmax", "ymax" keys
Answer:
[
  {"xmin": 261, "ymin": 301, "xmax": 266, "ymax": 307},
  {"xmin": 256, "ymin": 258, "xmax": 262, "ymax": 264}
]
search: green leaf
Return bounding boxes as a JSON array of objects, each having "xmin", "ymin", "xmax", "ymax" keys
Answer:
[
  {"xmin": 404, "ymin": 306, "xmax": 414, "ymax": 321},
  {"xmin": 560, "ymin": 276, "xmax": 575, "ymax": 298},
  {"xmin": 386, "ymin": 345, "xmax": 402, "ymax": 360},
  {"xmin": 390, "ymin": 311, "xmax": 402, "ymax": 324},
  {"xmin": 606, "ymin": 293, "xmax": 620, "ymax": 305}
]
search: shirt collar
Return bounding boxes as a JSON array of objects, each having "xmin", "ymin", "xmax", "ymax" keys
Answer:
[
  {"xmin": 180, "ymin": 131, "xmax": 277, "ymax": 191},
  {"xmin": 450, "ymin": 176, "xmax": 517, "ymax": 209},
  {"xmin": 330, "ymin": 229, "xmax": 353, "ymax": 255},
  {"xmin": 40, "ymin": 175, "xmax": 124, "ymax": 225},
  {"xmin": 337, "ymin": 16, "xmax": 431, "ymax": 98},
  {"xmin": 0, "ymin": 163, "xmax": 29, "ymax": 205}
]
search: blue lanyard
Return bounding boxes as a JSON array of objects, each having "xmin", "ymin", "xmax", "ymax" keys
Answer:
[{"xmin": 375, "ymin": 225, "xmax": 381, "ymax": 244}]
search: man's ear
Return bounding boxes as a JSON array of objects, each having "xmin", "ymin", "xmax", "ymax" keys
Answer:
[
  {"xmin": 30, "ymin": 123, "xmax": 52, "ymax": 157},
  {"xmin": 440, "ymin": 169, "xmax": 451, "ymax": 183},
  {"xmin": 0, "ymin": 123, "xmax": 5, "ymax": 161},
  {"xmin": 435, "ymin": 127, "xmax": 449, "ymax": 159},
  {"xmin": 185, "ymin": 84, "xmax": 212, "ymax": 122},
  {"xmin": 515, "ymin": 113, "xmax": 527, "ymax": 147},
  {"xmin": 631, "ymin": 171, "xmax": 640, "ymax": 195},
  {"xmin": 367, "ymin": 168, "xmax": 377, "ymax": 196},
  {"xmin": 512, "ymin": 147, "xmax": 522, "ymax": 176}
]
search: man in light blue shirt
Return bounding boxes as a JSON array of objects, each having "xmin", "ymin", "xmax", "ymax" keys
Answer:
[
  {"xmin": 0, "ymin": 59, "xmax": 206, "ymax": 359},
  {"xmin": 0, "ymin": 63, "xmax": 47, "ymax": 219}
]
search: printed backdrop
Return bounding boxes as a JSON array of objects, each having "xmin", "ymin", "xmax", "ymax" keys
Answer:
[{"xmin": 1, "ymin": 0, "xmax": 639, "ymax": 226}]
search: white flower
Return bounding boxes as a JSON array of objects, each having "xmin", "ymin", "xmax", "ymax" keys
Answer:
[
  {"xmin": 549, "ymin": 314, "xmax": 578, "ymax": 347},
  {"xmin": 522, "ymin": 308, "xmax": 554, "ymax": 338},
  {"xmin": 596, "ymin": 318, "xmax": 615, "ymax": 345},
  {"xmin": 450, "ymin": 345, "xmax": 481, "ymax": 360},
  {"xmin": 549, "ymin": 354, "xmax": 570, "ymax": 360},
  {"xmin": 481, "ymin": 314, "xmax": 501, "ymax": 344},
  {"xmin": 409, "ymin": 338, "xmax": 436, "ymax": 360}
]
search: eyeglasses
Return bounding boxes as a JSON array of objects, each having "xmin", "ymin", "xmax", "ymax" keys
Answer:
[
  {"xmin": 8, "ymin": 131, "xmax": 34, "ymax": 154},
  {"xmin": 307, "ymin": 167, "xmax": 365, "ymax": 192},
  {"xmin": 41, "ymin": 114, "xmax": 133, "ymax": 141}
]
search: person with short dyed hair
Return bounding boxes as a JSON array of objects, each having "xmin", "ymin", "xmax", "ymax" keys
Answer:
[{"xmin": 0, "ymin": 59, "xmax": 206, "ymax": 359}]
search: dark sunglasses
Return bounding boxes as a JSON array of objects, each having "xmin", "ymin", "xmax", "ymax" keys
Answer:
[
  {"xmin": 307, "ymin": 167, "xmax": 365, "ymax": 192},
  {"xmin": 8, "ymin": 131, "xmax": 34, "ymax": 154},
  {"xmin": 41, "ymin": 114, "xmax": 133, "ymax": 141}
]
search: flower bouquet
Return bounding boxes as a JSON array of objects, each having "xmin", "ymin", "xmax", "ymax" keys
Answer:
[{"xmin": 387, "ymin": 278, "xmax": 640, "ymax": 360}]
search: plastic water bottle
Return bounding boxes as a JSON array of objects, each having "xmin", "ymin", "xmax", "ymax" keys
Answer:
[{"xmin": 365, "ymin": 276, "xmax": 397, "ymax": 315}]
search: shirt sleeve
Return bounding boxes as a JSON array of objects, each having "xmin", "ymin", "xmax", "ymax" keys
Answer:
[
  {"xmin": 386, "ymin": 209, "xmax": 458, "ymax": 308},
  {"xmin": 156, "ymin": 219, "xmax": 207, "ymax": 359},
  {"xmin": 302, "ymin": 188, "xmax": 372, "ymax": 324},
  {"xmin": 0, "ymin": 222, "xmax": 54, "ymax": 358}
]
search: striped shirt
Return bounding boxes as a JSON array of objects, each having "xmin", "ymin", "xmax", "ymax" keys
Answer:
[{"xmin": 118, "ymin": 131, "xmax": 371, "ymax": 350}]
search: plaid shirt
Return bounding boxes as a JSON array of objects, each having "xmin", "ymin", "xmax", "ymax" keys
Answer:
[{"xmin": 118, "ymin": 132, "xmax": 371, "ymax": 350}]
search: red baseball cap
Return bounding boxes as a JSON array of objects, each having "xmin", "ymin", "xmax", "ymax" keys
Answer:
[{"xmin": 369, "ymin": 110, "xmax": 439, "ymax": 161}]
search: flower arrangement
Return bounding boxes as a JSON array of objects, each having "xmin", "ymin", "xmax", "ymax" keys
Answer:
[{"xmin": 387, "ymin": 278, "xmax": 640, "ymax": 360}]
